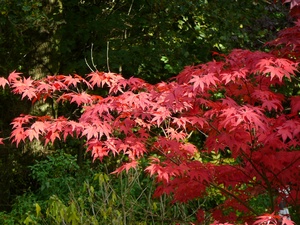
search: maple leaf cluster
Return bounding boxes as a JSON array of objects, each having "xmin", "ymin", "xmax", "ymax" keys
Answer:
[{"xmin": 1, "ymin": 12, "xmax": 300, "ymax": 225}]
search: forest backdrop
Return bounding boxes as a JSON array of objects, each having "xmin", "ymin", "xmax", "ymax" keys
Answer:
[{"xmin": 0, "ymin": 0, "xmax": 299, "ymax": 224}]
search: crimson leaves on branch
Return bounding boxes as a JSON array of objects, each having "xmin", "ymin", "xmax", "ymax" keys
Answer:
[{"xmin": 1, "ymin": 12, "xmax": 300, "ymax": 225}]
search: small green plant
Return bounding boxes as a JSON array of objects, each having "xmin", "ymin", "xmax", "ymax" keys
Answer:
[{"xmin": 29, "ymin": 151, "xmax": 80, "ymax": 201}]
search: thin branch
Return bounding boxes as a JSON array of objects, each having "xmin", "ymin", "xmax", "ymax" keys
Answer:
[
  {"xmin": 240, "ymin": 148, "xmax": 276, "ymax": 211},
  {"xmin": 90, "ymin": 43, "xmax": 98, "ymax": 70},
  {"xmin": 107, "ymin": 41, "xmax": 110, "ymax": 73},
  {"xmin": 210, "ymin": 182, "xmax": 259, "ymax": 215},
  {"xmin": 85, "ymin": 58, "xmax": 94, "ymax": 72}
]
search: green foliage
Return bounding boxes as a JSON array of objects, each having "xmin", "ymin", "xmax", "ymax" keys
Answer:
[
  {"xmin": 29, "ymin": 151, "xmax": 80, "ymax": 200},
  {"xmin": 0, "ymin": 151, "xmax": 205, "ymax": 224},
  {"xmin": 0, "ymin": 0, "xmax": 58, "ymax": 74}
]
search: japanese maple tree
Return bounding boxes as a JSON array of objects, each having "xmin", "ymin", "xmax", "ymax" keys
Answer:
[{"xmin": 1, "ymin": 4, "xmax": 300, "ymax": 225}]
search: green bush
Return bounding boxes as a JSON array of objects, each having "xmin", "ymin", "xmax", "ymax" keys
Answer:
[{"xmin": 1, "ymin": 151, "xmax": 205, "ymax": 224}]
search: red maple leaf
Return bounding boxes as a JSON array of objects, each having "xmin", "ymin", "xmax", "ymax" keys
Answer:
[
  {"xmin": 281, "ymin": 216, "xmax": 295, "ymax": 225},
  {"xmin": 36, "ymin": 81, "xmax": 51, "ymax": 93},
  {"xmin": 87, "ymin": 71, "xmax": 104, "ymax": 87},
  {"xmin": 0, "ymin": 77, "xmax": 9, "ymax": 88},
  {"xmin": 11, "ymin": 127, "xmax": 26, "ymax": 146},
  {"xmin": 11, "ymin": 115, "xmax": 34, "ymax": 129},
  {"xmin": 62, "ymin": 75, "xmax": 81, "ymax": 87},
  {"xmin": 277, "ymin": 120, "xmax": 300, "ymax": 142},
  {"xmin": 189, "ymin": 73, "xmax": 219, "ymax": 92},
  {"xmin": 69, "ymin": 92, "xmax": 93, "ymax": 106},
  {"xmin": 21, "ymin": 88, "xmax": 37, "ymax": 100},
  {"xmin": 151, "ymin": 107, "xmax": 171, "ymax": 126},
  {"xmin": 90, "ymin": 143, "xmax": 109, "ymax": 161},
  {"xmin": 165, "ymin": 127, "xmax": 186, "ymax": 141},
  {"xmin": 127, "ymin": 77, "xmax": 149, "ymax": 91},
  {"xmin": 31, "ymin": 121, "xmax": 47, "ymax": 135},
  {"xmin": 45, "ymin": 130, "xmax": 61, "ymax": 145},
  {"xmin": 7, "ymin": 71, "xmax": 22, "ymax": 82},
  {"xmin": 25, "ymin": 129, "xmax": 39, "ymax": 141},
  {"xmin": 111, "ymin": 160, "xmax": 138, "ymax": 174},
  {"xmin": 290, "ymin": 95, "xmax": 300, "ymax": 115},
  {"xmin": 257, "ymin": 57, "xmax": 297, "ymax": 82},
  {"xmin": 253, "ymin": 213, "xmax": 280, "ymax": 225},
  {"xmin": 251, "ymin": 90, "xmax": 284, "ymax": 111}
]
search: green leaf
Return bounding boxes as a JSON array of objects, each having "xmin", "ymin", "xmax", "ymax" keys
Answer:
[{"xmin": 35, "ymin": 203, "xmax": 41, "ymax": 217}]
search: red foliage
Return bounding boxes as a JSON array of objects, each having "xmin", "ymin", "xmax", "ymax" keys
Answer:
[
  {"xmin": 253, "ymin": 212, "xmax": 294, "ymax": 225},
  {"xmin": 1, "ymin": 4, "xmax": 300, "ymax": 225}
]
